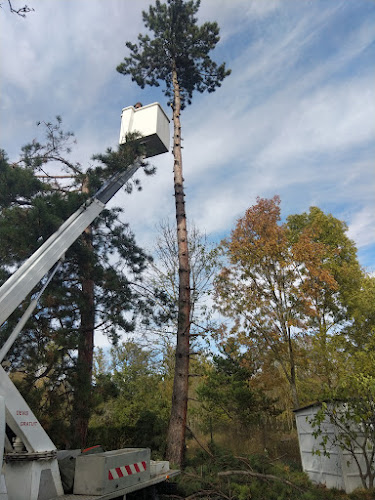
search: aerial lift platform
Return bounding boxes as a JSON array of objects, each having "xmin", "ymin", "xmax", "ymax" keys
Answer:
[{"xmin": 0, "ymin": 103, "xmax": 177, "ymax": 500}]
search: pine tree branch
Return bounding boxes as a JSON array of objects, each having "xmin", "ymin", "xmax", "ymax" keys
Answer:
[
  {"xmin": 218, "ymin": 470, "xmax": 305, "ymax": 492},
  {"xmin": 35, "ymin": 174, "xmax": 76, "ymax": 179}
]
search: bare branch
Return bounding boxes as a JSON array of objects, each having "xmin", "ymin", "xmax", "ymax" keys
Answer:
[
  {"xmin": 6, "ymin": 0, "xmax": 33, "ymax": 17},
  {"xmin": 186, "ymin": 424, "xmax": 214, "ymax": 458},
  {"xmin": 218, "ymin": 470, "xmax": 305, "ymax": 492}
]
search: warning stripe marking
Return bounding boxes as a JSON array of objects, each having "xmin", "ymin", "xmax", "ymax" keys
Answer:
[{"xmin": 108, "ymin": 461, "xmax": 147, "ymax": 480}]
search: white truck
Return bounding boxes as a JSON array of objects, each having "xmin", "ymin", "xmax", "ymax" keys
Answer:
[{"xmin": 0, "ymin": 103, "xmax": 178, "ymax": 500}]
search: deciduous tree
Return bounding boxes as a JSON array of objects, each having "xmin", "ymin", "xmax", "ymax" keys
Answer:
[
  {"xmin": 89, "ymin": 341, "xmax": 173, "ymax": 455},
  {"xmin": 287, "ymin": 207, "xmax": 362, "ymax": 393},
  {"xmin": 215, "ymin": 197, "xmax": 358, "ymax": 409},
  {"xmin": 140, "ymin": 219, "xmax": 219, "ymax": 350}
]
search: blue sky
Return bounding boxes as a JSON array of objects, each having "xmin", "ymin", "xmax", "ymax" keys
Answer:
[{"xmin": 1, "ymin": 0, "xmax": 374, "ymax": 278}]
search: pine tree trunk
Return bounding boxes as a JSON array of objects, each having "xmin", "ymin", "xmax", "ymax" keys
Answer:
[
  {"xmin": 166, "ymin": 66, "xmax": 191, "ymax": 467},
  {"xmin": 71, "ymin": 177, "xmax": 95, "ymax": 448}
]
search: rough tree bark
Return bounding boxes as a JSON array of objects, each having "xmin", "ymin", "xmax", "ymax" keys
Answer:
[
  {"xmin": 71, "ymin": 176, "xmax": 95, "ymax": 448},
  {"xmin": 166, "ymin": 65, "xmax": 191, "ymax": 465}
]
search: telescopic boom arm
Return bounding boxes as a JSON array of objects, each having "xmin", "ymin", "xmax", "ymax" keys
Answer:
[{"xmin": 0, "ymin": 160, "xmax": 142, "ymax": 327}]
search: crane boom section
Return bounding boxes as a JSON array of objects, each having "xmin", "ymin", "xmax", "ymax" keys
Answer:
[{"xmin": 0, "ymin": 161, "xmax": 141, "ymax": 327}]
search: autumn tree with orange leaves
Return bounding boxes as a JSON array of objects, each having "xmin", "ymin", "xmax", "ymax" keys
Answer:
[{"xmin": 214, "ymin": 196, "xmax": 361, "ymax": 409}]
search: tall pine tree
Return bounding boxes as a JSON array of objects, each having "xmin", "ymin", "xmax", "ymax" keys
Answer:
[{"xmin": 117, "ymin": 0, "xmax": 230, "ymax": 466}]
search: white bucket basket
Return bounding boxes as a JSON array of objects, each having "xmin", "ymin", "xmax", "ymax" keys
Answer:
[{"xmin": 119, "ymin": 102, "xmax": 170, "ymax": 158}]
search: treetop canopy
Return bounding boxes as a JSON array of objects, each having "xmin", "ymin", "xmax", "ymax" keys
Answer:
[{"xmin": 117, "ymin": 0, "xmax": 231, "ymax": 109}]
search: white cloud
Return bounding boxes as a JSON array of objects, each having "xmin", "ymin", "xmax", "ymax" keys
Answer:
[
  {"xmin": 348, "ymin": 206, "xmax": 375, "ymax": 249},
  {"xmin": 175, "ymin": 3, "xmax": 375, "ymax": 179},
  {"xmin": 257, "ymin": 76, "xmax": 375, "ymax": 167},
  {"xmin": 198, "ymin": 0, "xmax": 281, "ymax": 40}
]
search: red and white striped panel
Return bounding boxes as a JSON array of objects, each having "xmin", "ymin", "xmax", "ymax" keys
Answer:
[{"xmin": 108, "ymin": 461, "xmax": 147, "ymax": 480}]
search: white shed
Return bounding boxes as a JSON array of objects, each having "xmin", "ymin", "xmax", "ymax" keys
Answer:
[
  {"xmin": 294, "ymin": 402, "xmax": 369, "ymax": 493},
  {"xmin": 119, "ymin": 102, "xmax": 170, "ymax": 158}
]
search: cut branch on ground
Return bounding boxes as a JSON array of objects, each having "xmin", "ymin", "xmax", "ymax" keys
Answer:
[{"xmin": 218, "ymin": 470, "xmax": 305, "ymax": 493}]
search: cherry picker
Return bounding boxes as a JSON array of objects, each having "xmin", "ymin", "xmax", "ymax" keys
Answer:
[{"xmin": 0, "ymin": 103, "xmax": 176, "ymax": 500}]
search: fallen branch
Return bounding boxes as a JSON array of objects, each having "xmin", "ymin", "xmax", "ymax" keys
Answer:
[
  {"xmin": 182, "ymin": 471, "xmax": 234, "ymax": 499},
  {"xmin": 186, "ymin": 425, "xmax": 214, "ymax": 458},
  {"xmin": 158, "ymin": 496, "xmax": 183, "ymax": 499},
  {"xmin": 185, "ymin": 489, "xmax": 232, "ymax": 500},
  {"xmin": 218, "ymin": 470, "xmax": 305, "ymax": 492},
  {"xmin": 233, "ymin": 455, "xmax": 254, "ymax": 470}
]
